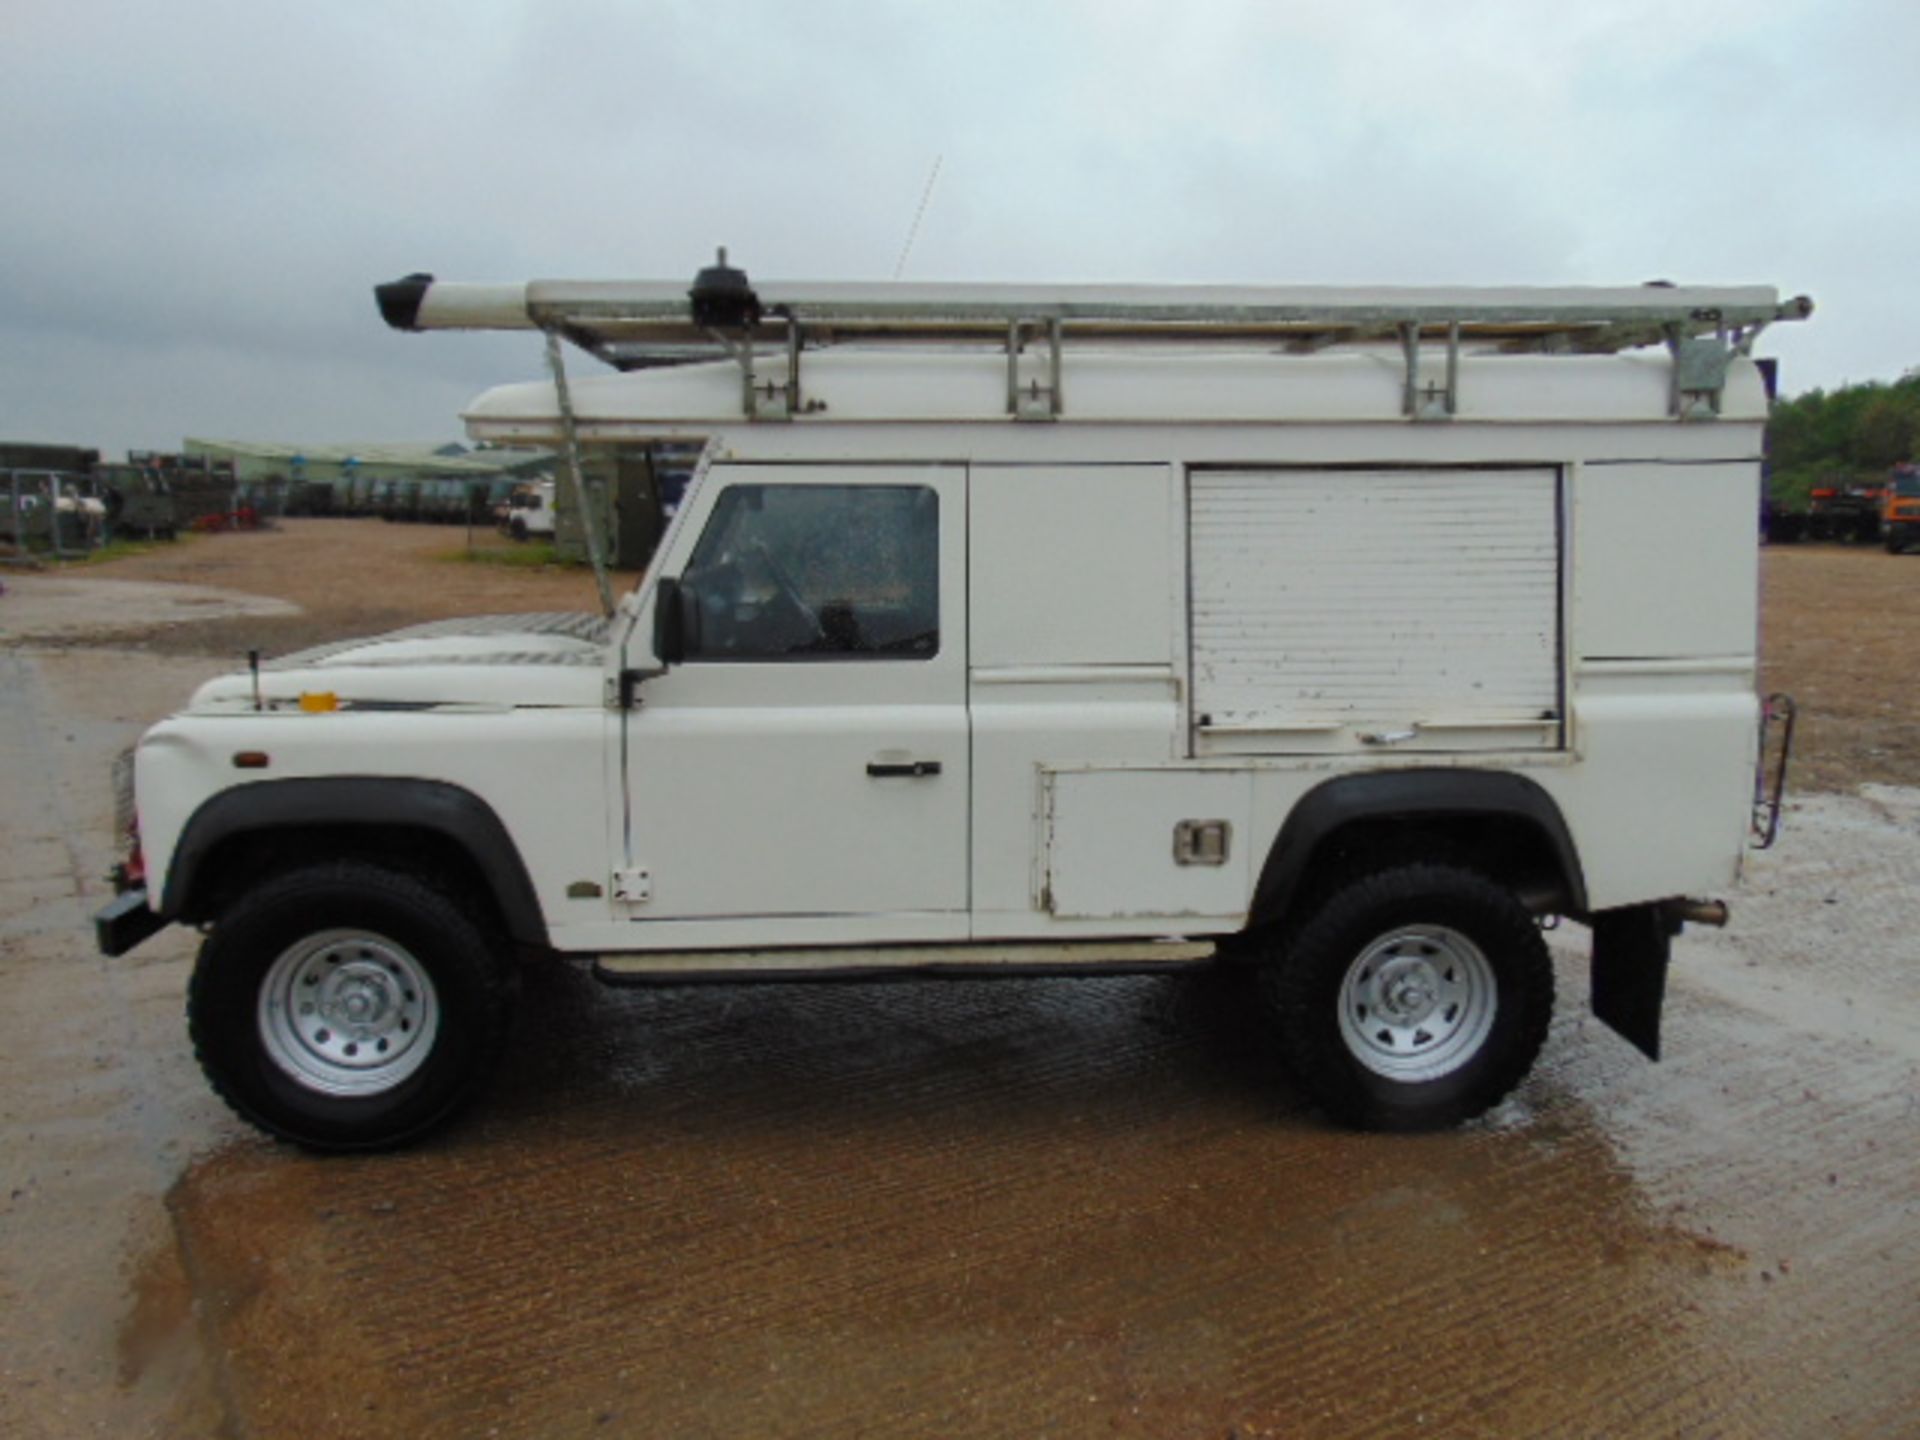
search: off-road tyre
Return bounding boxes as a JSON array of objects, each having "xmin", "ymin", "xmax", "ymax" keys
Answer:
[
  {"xmin": 187, "ymin": 862, "xmax": 516, "ymax": 1152},
  {"xmin": 1264, "ymin": 863, "xmax": 1554, "ymax": 1132}
]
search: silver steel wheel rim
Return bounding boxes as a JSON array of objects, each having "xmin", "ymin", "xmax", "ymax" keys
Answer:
[
  {"xmin": 1336, "ymin": 924, "xmax": 1497, "ymax": 1082},
  {"xmin": 257, "ymin": 929, "xmax": 439, "ymax": 1097}
]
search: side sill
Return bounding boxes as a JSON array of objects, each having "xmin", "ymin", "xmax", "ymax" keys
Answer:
[{"xmin": 593, "ymin": 939, "xmax": 1216, "ymax": 986}]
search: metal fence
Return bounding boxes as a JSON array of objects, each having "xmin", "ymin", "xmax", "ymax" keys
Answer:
[{"xmin": 2, "ymin": 469, "xmax": 104, "ymax": 562}]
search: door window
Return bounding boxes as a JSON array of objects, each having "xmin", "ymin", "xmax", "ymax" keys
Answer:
[{"xmin": 679, "ymin": 484, "xmax": 939, "ymax": 660}]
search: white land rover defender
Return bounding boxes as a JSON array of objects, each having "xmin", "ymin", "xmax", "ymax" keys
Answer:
[{"xmin": 95, "ymin": 257, "xmax": 1805, "ymax": 1150}]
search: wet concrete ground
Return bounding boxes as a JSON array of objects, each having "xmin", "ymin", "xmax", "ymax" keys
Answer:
[{"xmin": 3, "ymin": 638, "xmax": 1918, "ymax": 1438}]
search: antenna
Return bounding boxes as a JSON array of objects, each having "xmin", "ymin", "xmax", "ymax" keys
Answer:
[{"xmin": 891, "ymin": 155, "xmax": 943, "ymax": 281}]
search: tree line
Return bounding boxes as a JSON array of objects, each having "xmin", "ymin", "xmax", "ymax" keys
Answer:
[{"xmin": 1768, "ymin": 370, "xmax": 1920, "ymax": 506}]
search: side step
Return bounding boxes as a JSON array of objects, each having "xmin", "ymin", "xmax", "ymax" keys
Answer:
[{"xmin": 592, "ymin": 939, "xmax": 1218, "ymax": 987}]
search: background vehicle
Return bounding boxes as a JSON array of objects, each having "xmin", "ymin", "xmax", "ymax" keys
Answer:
[
  {"xmin": 1806, "ymin": 481, "xmax": 1885, "ymax": 543},
  {"xmin": 1885, "ymin": 464, "xmax": 1920, "ymax": 552},
  {"xmin": 501, "ymin": 476, "xmax": 556, "ymax": 540},
  {"xmin": 96, "ymin": 463, "xmax": 177, "ymax": 539}
]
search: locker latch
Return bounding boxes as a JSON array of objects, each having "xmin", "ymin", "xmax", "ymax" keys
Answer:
[{"xmin": 1173, "ymin": 820, "xmax": 1231, "ymax": 866}]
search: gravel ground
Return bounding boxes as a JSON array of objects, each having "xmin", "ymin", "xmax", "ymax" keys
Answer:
[
  {"xmin": 8, "ymin": 518, "xmax": 639, "ymax": 659},
  {"xmin": 1758, "ymin": 544, "xmax": 1920, "ymax": 792},
  {"xmin": 2, "ymin": 524, "xmax": 1917, "ymax": 1439}
]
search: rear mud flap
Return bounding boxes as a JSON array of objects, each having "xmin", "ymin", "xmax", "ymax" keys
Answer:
[{"xmin": 1590, "ymin": 903, "xmax": 1678, "ymax": 1061}]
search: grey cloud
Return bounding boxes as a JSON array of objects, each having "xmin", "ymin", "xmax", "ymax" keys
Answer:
[{"xmin": 0, "ymin": 0, "xmax": 1903, "ymax": 455}]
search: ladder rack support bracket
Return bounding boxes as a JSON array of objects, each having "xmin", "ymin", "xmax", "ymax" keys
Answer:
[
  {"xmin": 1668, "ymin": 328, "xmax": 1731, "ymax": 421},
  {"xmin": 1007, "ymin": 318, "xmax": 1063, "ymax": 421},
  {"xmin": 1401, "ymin": 322, "xmax": 1460, "ymax": 422}
]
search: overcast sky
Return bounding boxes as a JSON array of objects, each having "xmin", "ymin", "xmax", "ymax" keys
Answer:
[{"xmin": 3, "ymin": 0, "xmax": 1912, "ymax": 456}]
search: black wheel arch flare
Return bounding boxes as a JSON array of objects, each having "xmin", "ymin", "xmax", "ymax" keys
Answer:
[
  {"xmin": 160, "ymin": 777, "xmax": 547, "ymax": 945},
  {"xmin": 1248, "ymin": 768, "xmax": 1589, "ymax": 926}
]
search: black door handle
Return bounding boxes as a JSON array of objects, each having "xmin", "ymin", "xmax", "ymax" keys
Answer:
[{"xmin": 866, "ymin": 760, "xmax": 942, "ymax": 778}]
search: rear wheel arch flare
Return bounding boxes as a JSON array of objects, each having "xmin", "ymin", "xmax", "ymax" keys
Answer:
[{"xmin": 1249, "ymin": 769, "xmax": 1588, "ymax": 927}]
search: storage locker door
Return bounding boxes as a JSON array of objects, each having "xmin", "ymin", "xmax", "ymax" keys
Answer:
[{"xmin": 1189, "ymin": 468, "xmax": 1562, "ymax": 755}]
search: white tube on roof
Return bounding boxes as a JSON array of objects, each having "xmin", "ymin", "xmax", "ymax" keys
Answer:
[{"xmin": 413, "ymin": 283, "xmax": 538, "ymax": 331}]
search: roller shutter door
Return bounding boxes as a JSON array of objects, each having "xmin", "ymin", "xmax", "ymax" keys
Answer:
[{"xmin": 1189, "ymin": 467, "xmax": 1562, "ymax": 754}]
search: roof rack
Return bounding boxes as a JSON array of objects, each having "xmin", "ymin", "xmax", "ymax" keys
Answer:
[{"xmin": 376, "ymin": 255, "xmax": 1812, "ymax": 424}]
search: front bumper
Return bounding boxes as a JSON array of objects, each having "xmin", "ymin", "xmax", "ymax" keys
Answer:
[{"xmin": 95, "ymin": 888, "xmax": 168, "ymax": 957}]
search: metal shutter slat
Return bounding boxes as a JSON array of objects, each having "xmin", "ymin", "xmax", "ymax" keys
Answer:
[{"xmin": 1190, "ymin": 469, "xmax": 1562, "ymax": 752}]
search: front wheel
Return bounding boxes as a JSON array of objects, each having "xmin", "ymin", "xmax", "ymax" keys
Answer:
[
  {"xmin": 1264, "ymin": 864, "xmax": 1554, "ymax": 1131},
  {"xmin": 187, "ymin": 862, "xmax": 516, "ymax": 1151}
]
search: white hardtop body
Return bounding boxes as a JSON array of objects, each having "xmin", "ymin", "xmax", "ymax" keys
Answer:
[
  {"xmin": 459, "ymin": 345, "xmax": 1768, "ymax": 441},
  {"xmin": 135, "ymin": 307, "xmax": 1780, "ymax": 963}
]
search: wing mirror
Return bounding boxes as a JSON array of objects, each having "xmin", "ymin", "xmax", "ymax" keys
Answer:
[
  {"xmin": 654, "ymin": 575, "xmax": 689, "ymax": 666},
  {"xmin": 622, "ymin": 576, "xmax": 692, "ymax": 708}
]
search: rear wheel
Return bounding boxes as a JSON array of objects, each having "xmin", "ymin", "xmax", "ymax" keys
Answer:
[
  {"xmin": 188, "ymin": 862, "xmax": 516, "ymax": 1151},
  {"xmin": 1265, "ymin": 863, "xmax": 1554, "ymax": 1131}
]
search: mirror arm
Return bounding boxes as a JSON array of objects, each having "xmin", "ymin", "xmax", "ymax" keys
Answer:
[{"xmin": 616, "ymin": 666, "xmax": 661, "ymax": 711}]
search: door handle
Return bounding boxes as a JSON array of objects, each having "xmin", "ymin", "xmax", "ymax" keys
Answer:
[
  {"xmin": 1358, "ymin": 728, "xmax": 1419, "ymax": 746},
  {"xmin": 866, "ymin": 759, "xmax": 942, "ymax": 778}
]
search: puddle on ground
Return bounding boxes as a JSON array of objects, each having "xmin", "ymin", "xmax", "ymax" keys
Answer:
[
  {"xmin": 110, "ymin": 1216, "xmax": 229, "ymax": 1439},
  {"xmin": 162, "ymin": 964, "xmax": 1790, "ymax": 1439}
]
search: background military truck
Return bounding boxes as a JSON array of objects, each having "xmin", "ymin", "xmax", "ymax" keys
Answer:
[{"xmin": 96, "ymin": 462, "xmax": 178, "ymax": 539}]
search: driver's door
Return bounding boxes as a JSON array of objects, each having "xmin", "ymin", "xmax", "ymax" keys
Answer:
[{"xmin": 621, "ymin": 463, "xmax": 968, "ymax": 941}]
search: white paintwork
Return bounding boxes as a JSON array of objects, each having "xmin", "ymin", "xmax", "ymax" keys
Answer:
[
  {"xmin": 462, "ymin": 349, "xmax": 1770, "ymax": 442},
  {"xmin": 1043, "ymin": 769, "xmax": 1253, "ymax": 920},
  {"xmin": 128, "ymin": 325, "xmax": 1783, "ymax": 963},
  {"xmin": 1573, "ymin": 461, "xmax": 1757, "ymax": 659},
  {"xmin": 1189, "ymin": 468, "xmax": 1562, "ymax": 754},
  {"xmin": 135, "ymin": 705, "xmax": 614, "ymax": 942},
  {"xmin": 969, "ymin": 465, "xmax": 1172, "ymax": 668},
  {"xmin": 963, "ymin": 464, "xmax": 1188, "ymax": 934}
]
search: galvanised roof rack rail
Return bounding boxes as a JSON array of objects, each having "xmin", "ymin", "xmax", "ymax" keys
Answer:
[
  {"xmin": 375, "ymin": 253, "xmax": 1811, "ymax": 618},
  {"xmin": 377, "ymin": 251, "xmax": 1812, "ymax": 426}
]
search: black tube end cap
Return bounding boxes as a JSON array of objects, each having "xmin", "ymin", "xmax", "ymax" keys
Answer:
[{"xmin": 375, "ymin": 273, "xmax": 435, "ymax": 331}]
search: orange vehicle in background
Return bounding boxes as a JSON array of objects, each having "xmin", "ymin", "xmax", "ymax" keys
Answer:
[{"xmin": 1886, "ymin": 465, "xmax": 1920, "ymax": 554}]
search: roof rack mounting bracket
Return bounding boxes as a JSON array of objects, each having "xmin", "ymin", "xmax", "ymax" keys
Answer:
[
  {"xmin": 1401, "ymin": 322, "xmax": 1460, "ymax": 422},
  {"xmin": 1668, "ymin": 324, "xmax": 1732, "ymax": 421},
  {"xmin": 703, "ymin": 327, "xmax": 797, "ymax": 422},
  {"xmin": 1007, "ymin": 318, "xmax": 1063, "ymax": 421}
]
